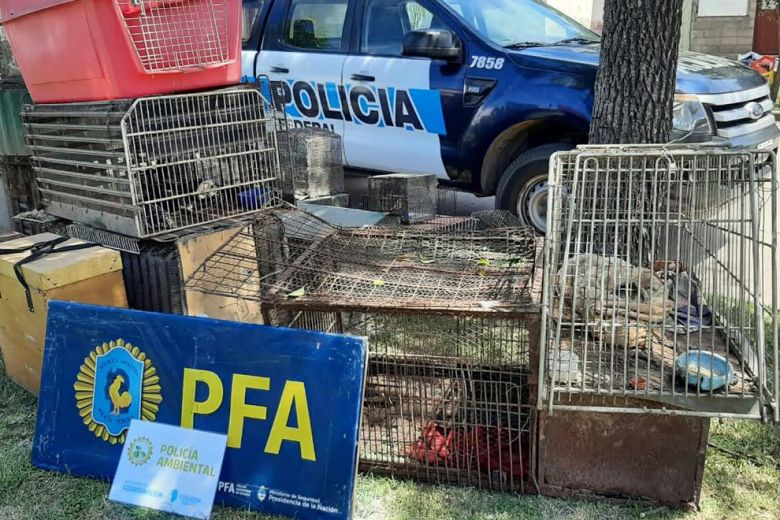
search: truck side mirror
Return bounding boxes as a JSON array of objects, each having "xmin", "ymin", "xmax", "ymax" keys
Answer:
[{"xmin": 402, "ymin": 29, "xmax": 463, "ymax": 64}]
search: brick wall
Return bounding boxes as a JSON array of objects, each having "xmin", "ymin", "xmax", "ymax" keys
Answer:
[{"xmin": 689, "ymin": 0, "xmax": 757, "ymax": 57}]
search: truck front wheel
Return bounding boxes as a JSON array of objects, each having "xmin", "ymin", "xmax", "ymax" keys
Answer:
[{"xmin": 495, "ymin": 143, "xmax": 573, "ymax": 234}]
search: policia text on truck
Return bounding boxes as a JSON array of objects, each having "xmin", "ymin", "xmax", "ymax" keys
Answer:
[{"xmin": 241, "ymin": 0, "xmax": 779, "ymax": 232}]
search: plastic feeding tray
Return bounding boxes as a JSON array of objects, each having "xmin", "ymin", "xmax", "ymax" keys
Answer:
[{"xmin": 676, "ymin": 351, "xmax": 736, "ymax": 392}]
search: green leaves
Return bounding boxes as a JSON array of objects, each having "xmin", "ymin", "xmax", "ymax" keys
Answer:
[{"xmin": 288, "ymin": 287, "xmax": 305, "ymax": 299}]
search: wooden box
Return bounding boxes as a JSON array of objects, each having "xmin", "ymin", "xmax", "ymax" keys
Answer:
[{"xmin": 0, "ymin": 233, "xmax": 127, "ymax": 393}]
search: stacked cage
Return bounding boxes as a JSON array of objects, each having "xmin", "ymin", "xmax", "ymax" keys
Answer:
[
  {"xmin": 187, "ymin": 207, "xmax": 544, "ymax": 491},
  {"xmin": 0, "ymin": 0, "xmax": 241, "ymax": 103},
  {"xmin": 21, "ymin": 88, "xmax": 283, "ymax": 238},
  {"xmin": 276, "ymin": 127, "xmax": 345, "ymax": 202},
  {"xmin": 540, "ymin": 146, "xmax": 779, "ymax": 422}
]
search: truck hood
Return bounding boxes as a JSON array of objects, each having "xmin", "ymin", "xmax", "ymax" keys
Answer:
[{"xmin": 511, "ymin": 45, "xmax": 767, "ymax": 95}]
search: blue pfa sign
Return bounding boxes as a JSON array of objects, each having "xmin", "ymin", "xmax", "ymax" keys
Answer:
[{"xmin": 33, "ymin": 302, "xmax": 368, "ymax": 519}]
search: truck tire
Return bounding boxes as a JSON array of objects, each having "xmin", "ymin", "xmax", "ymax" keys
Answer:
[{"xmin": 495, "ymin": 143, "xmax": 573, "ymax": 234}]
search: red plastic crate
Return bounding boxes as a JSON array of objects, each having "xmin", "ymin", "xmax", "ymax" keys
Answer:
[{"xmin": 0, "ymin": 0, "xmax": 240, "ymax": 103}]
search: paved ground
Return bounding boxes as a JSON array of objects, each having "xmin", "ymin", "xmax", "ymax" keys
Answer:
[{"xmin": 344, "ymin": 170, "xmax": 494, "ymax": 216}]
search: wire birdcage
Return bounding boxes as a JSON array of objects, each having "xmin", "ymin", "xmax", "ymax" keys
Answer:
[
  {"xmin": 186, "ymin": 207, "xmax": 543, "ymax": 490},
  {"xmin": 253, "ymin": 208, "xmax": 539, "ymax": 312},
  {"xmin": 367, "ymin": 174, "xmax": 438, "ymax": 224},
  {"xmin": 116, "ymin": 0, "xmax": 231, "ymax": 73},
  {"xmin": 540, "ymin": 146, "xmax": 779, "ymax": 422},
  {"xmin": 187, "ymin": 207, "xmax": 541, "ymax": 312},
  {"xmin": 23, "ymin": 87, "xmax": 283, "ymax": 238},
  {"xmin": 276, "ymin": 127, "xmax": 345, "ymax": 200}
]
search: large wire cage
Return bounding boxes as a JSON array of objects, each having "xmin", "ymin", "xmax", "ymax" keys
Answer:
[
  {"xmin": 186, "ymin": 207, "xmax": 543, "ymax": 491},
  {"xmin": 22, "ymin": 87, "xmax": 283, "ymax": 238},
  {"xmin": 253, "ymin": 208, "xmax": 540, "ymax": 313},
  {"xmin": 541, "ymin": 146, "xmax": 778, "ymax": 422}
]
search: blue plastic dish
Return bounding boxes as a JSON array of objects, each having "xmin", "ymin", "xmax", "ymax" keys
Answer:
[
  {"xmin": 238, "ymin": 188, "xmax": 270, "ymax": 210},
  {"xmin": 676, "ymin": 351, "xmax": 735, "ymax": 392}
]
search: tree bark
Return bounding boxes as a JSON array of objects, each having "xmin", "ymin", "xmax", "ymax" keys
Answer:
[{"xmin": 589, "ymin": 0, "xmax": 685, "ymax": 144}]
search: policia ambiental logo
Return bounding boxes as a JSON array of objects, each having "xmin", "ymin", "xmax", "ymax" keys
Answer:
[
  {"xmin": 127, "ymin": 436, "xmax": 153, "ymax": 466},
  {"xmin": 73, "ymin": 339, "xmax": 163, "ymax": 444}
]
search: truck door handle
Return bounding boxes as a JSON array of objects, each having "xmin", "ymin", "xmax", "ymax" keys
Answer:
[
  {"xmin": 350, "ymin": 74, "xmax": 375, "ymax": 82},
  {"xmin": 271, "ymin": 66, "xmax": 290, "ymax": 74}
]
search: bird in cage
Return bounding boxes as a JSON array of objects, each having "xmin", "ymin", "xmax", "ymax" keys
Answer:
[{"xmin": 555, "ymin": 254, "xmax": 676, "ymax": 350}]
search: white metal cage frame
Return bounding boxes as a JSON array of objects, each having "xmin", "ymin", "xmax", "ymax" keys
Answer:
[
  {"xmin": 116, "ymin": 0, "xmax": 231, "ymax": 74},
  {"xmin": 539, "ymin": 146, "xmax": 778, "ymax": 422},
  {"xmin": 24, "ymin": 87, "xmax": 283, "ymax": 238}
]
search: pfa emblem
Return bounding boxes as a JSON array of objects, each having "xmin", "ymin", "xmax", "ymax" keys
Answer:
[{"xmin": 74, "ymin": 339, "xmax": 162, "ymax": 444}]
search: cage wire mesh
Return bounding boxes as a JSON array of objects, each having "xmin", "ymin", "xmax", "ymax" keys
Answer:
[
  {"xmin": 376, "ymin": 211, "xmax": 521, "ymax": 233},
  {"xmin": 12, "ymin": 210, "xmax": 68, "ymax": 236},
  {"xmin": 186, "ymin": 206, "xmax": 543, "ymax": 490},
  {"xmin": 264, "ymin": 79, "xmax": 343, "ymax": 203},
  {"xmin": 377, "ymin": 214, "xmax": 478, "ymax": 231},
  {"xmin": 360, "ymin": 315, "xmax": 533, "ymax": 491},
  {"xmin": 541, "ymin": 146, "xmax": 779, "ymax": 422},
  {"xmin": 250, "ymin": 208, "xmax": 540, "ymax": 312},
  {"xmin": 116, "ymin": 0, "xmax": 230, "ymax": 73},
  {"xmin": 186, "ymin": 207, "xmax": 542, "ymax": 312},
  {"xmin": 275, "ymin": 127, "xmax": 345, "ymax": 200},
  {"xmin": 0, "ymin": 160, "xmax": 38, "ymax": 216},
  {"xmin": 23, "ymin": 87, "xmax": 283, "ymax": 238},
  {"xmin": 366, "ymin": 173, "xmax": 438, "ymax": 224},
  {"xmin": 437, "ymin": 185, "xmax": 459, "ymax": 216},
  {"xmin": 65, "ymin": 223, "xmax": 143, "ymax": 254}
]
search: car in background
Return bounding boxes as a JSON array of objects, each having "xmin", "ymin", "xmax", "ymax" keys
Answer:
[{"xmin": 241, "ymin": 0, "xmax": 779, "ymax": 232}]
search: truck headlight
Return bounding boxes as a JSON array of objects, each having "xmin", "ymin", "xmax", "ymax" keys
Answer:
[{"xmin": 671, "ymin": 100, "xmax": 713, "ymax": 141}]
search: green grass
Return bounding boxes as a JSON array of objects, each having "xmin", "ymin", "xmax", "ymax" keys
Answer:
[{"xmin": 1, "ymin": 356, "xmax": 778, "ymax": 520}]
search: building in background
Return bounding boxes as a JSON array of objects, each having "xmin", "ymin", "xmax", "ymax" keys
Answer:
[
  {"xmin": 549, "ymin": 0, "xmax": 772, "ymax": 58},
  {"xmin": 546, "ymin": 0, "xmax": 605, "ymax": 32},
  {"xmin": 691, "ymin": 0, "xmax": 758, "ymax": 57}
]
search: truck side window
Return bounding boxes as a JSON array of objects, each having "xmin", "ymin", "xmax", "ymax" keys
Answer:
[
  {"xmin": 242, "ymin": 0, "xmax": 264, "ymax": 44},
  {"xmin": 362, "ymin": 0, "xmax": 445, "ymax": 56},
  {"xmin": 283, "ymin": 0, "xmax": 349, "ymax": 51}
]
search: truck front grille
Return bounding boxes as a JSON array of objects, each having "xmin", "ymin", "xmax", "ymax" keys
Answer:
[{"xmin": 702, "ymin": 84, "xmax": 775, "ymax": 139}]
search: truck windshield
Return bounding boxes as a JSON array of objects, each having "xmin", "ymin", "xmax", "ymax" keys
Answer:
[{"xmin": 440, "ymin": 0, "xmax": 599, "ymax": 48}]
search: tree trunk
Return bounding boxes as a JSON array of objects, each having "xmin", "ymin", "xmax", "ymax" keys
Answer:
[{"xmin": 589, "ymin": 0, "xmax": 685, "ymax": 144}]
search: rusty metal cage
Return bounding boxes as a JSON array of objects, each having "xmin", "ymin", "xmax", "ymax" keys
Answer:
[
  {"xmin": 541, "ymin": 146, "xmax": 779, "ymax": 422},
  {"xmin": 23, "ymin": 87, "xmax": 283, "ymax": 238},
  {"xmin": 186, "ymin": 207, "xmax": 544, "ymax": 490},
  {"xmin": 282, "ymin": 310, "xmax": 537, "ymax": 492},
  {"xmin": 252, "ymin": 208, "xmax": 539, "ymax": 312}
]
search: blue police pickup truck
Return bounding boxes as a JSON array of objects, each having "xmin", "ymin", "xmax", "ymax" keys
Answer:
[{"xmin": 241, "ymin": 0, "xmax": 779, "ymax": 232}]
